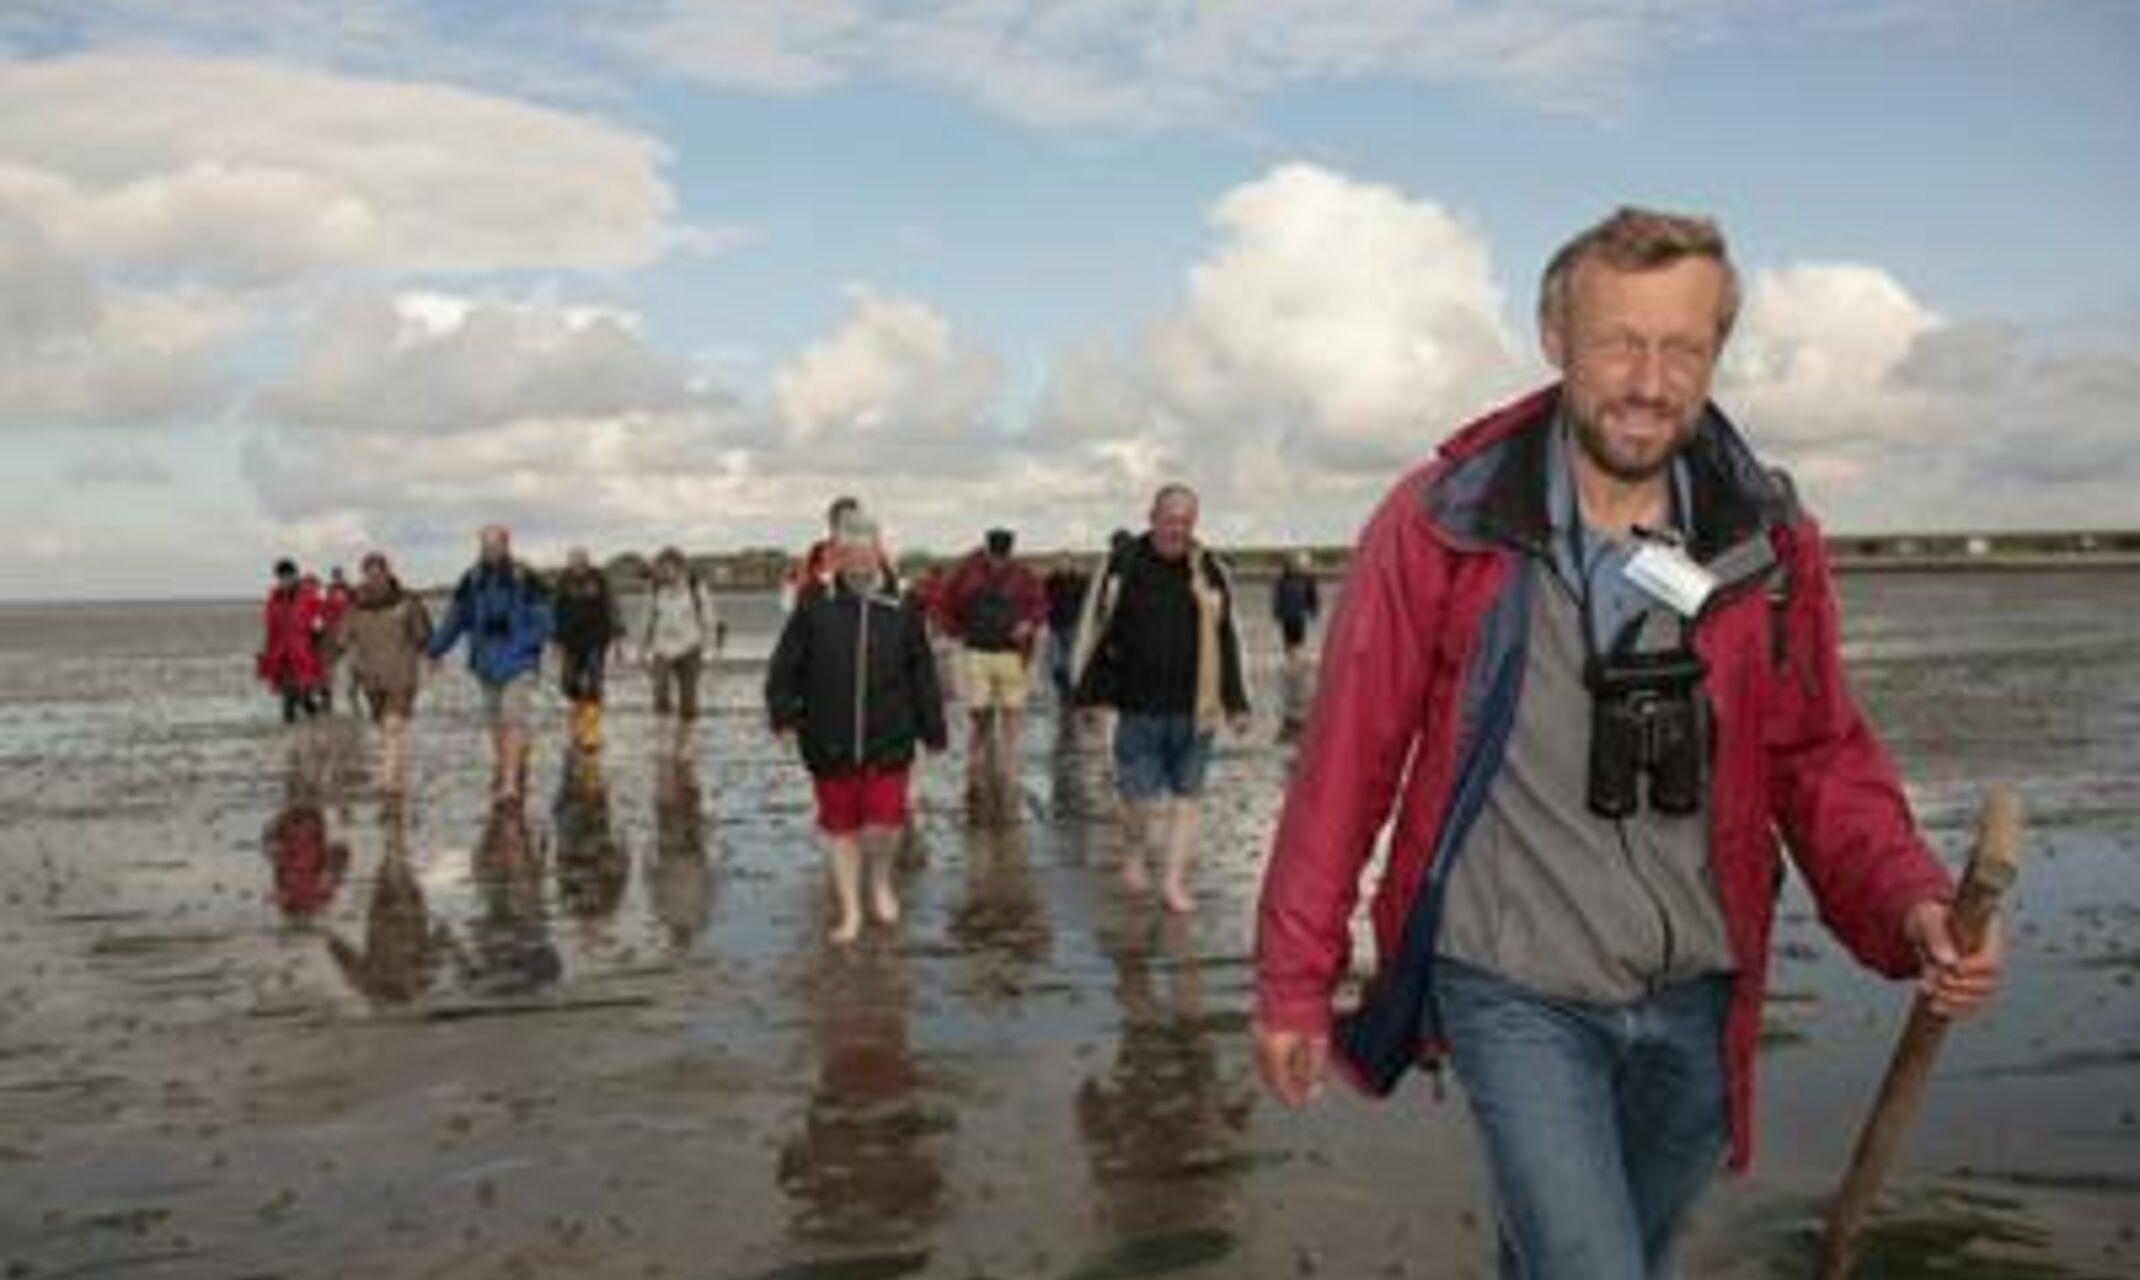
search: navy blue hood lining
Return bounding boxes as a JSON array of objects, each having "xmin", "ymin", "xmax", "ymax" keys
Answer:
[{"xmin": 1423, "ymin": 389, "xmax": 1797, "ymax": 564}]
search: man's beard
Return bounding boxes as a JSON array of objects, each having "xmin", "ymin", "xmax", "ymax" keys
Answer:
[{"xmin": 1569, "ymin": 401, "xmax": 1694, "ymax": 484}]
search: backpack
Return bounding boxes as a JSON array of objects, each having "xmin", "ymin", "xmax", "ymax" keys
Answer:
[{"xmin": 963, "ymin": 568, "xmax": 1020, "ymax": 650}]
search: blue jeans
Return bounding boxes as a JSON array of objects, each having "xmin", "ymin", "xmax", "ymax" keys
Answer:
[
  {"xmin": 1111, "ymin": 712, "xmax": 1212, "ymax": 800},
  {"xmin": 1434, "ymin": 959, "xmax": 1730, "ymax": 1280}
]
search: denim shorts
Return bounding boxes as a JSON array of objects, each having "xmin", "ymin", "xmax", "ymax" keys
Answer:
[{"xmin": 1112, "ymin": 712, "xmax": 1213, "ymax": 801}]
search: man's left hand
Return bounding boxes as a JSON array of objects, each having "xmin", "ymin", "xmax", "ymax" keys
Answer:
[{"xmin": 1903, "ymin": 900, "xmax": 2005, "ymax": 1019}]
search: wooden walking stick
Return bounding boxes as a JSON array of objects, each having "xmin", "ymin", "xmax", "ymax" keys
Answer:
[{"xmin": 1815, "ymin": 784, "xmax": 2021, "ymax": 1280}]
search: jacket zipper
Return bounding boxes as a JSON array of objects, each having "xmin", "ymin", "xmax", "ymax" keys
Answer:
[
  {"xmin": 853, "ymin": 591, "xmax": 870, "ymax": 765},
  {"xmin": 1541, "ymin": 549, "xmax": 1682, "ymax": 990}
]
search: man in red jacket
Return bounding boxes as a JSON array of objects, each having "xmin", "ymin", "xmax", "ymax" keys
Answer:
[
  {"xmin": 942, "ymin": 527, "xmax": 1046, "ymax": 821},
  {"xmin": 1252, "ymin": 207, "xmax": 2003, "ymax": 1279}
]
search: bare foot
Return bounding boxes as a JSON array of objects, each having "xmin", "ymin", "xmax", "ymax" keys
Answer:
[
  {"xmin": 828, "ymin": 916, "xmax": 862, "ymax": 946},
  {"xmin": 1121, "ymin": 855, "xmax": 1150, "ymax": 896},
  {"xmin": 870, "ymin": 885, "xmax": 901, "ymax": 927},
  {"xmin": 1162, "ymin": 880, "xmax": 1196, "ymax": 915}
]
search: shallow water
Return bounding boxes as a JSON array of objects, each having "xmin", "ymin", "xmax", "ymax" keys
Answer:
[{"xmin": 0, "ymin": 573, "xmax": 2135, "ymax": 1279}]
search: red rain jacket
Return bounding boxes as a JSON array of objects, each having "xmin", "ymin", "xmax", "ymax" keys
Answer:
[
  {"xmin": 256, "ymin": 581, "xmax": 325, "ymax": 692},
  {"xmin": 1254, "ymin": 386, "xmax": 1952, "ymax": 1170},
  {"xmin": 942, "ymin": 550, "xmax": 1047, "ymax": 654}
]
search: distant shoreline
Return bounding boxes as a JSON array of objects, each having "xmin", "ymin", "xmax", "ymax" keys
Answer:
[
  {"xmin": 16, "ymin": 543, "xmax": 2140, "ymax": 612},
  {"xmin": 1829, "ymin": 552, "xmax": 2140, "ymax": 573},
  {"xmin": 10, "ymin": 548, "xmax": 2140, "ymax": 611}
]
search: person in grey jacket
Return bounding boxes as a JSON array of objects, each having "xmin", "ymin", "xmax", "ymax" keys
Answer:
[{"xmin": 334, "ymin": 551, "xmax": 431, "ymax": 798}]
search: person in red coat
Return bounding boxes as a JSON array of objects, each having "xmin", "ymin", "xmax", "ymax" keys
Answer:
[
  {"xmin": 940, "ymin": 527, "xmax": 1048, "ymax": 820},
  {"xmin": 1252, "ymin": 207, "xmax": 2003, "ymax": 1279},
  {"xmin": 256, "ymin": 558, "xmax": 325, "ymax": 723}
]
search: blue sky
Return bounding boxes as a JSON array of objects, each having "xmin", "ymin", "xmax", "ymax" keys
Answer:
[{"xmin": 1, "ymin": 0, "xmax": 2134, "ymax": 599}]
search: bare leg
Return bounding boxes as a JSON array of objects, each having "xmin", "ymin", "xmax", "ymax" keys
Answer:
[
  {"xmin": 379, "ymin": 712, "xmax": 409, "ymax": 797},
  {"xmin": 1160, "ymin": 797, "xmax": 1200, "ymax": 914},
  {"xmin": 862, "ymin": 824, "xmax": 902, "ymax": 927},
  {"xmin": 493, "ymin": 722, "xmax": 528, "ymax": 803},
  {"xmin": 825, "ymin": 834, "xmax": 863, "ymax": 945},
  {"xmin": 1120, "ymin": 799, "xmax": 1158, "ymax": 896},
  {"xmin": 995, "ymin": 707, "xmax": 1023, "ymax": 806},
  {"xmin": 966, "ymin": 709, "xmax": 994, "ymax": 811}
]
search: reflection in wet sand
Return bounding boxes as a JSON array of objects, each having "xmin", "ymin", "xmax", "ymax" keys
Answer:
[
  {"xmin": 1706, "ymin": 1183, "xmax": 2119, "ymax": 1280},
  {"xmin": 325, "ymin": 805, "xmax": 448, "ymax": 1004},
  {"xmin": 261, "ymin": 732, "xmax": 351, "ymax": 923},
  {"xmin": 1049, "ymin": 713, "xmax": 1116, "ymax": 832},
  {"xmin": 2, "ymin": 581, "xmax": 2136, "ymax": 1278},
  {"xmin": 648, "ymin": 745, "xmax": 714, "ymax": 953},
  {"xmin": 552, "ymin": 747, "xmax": 627, "ymax": 923},
  {"xmin": 948, "ymin": 820, "xmax": 1050, "ymax": 999},
  {"xmin": 462, "ymin": 800, "xmax": 562, "ymax": 996},
  {"xmin": 1276, "ymin": 650, "xmax": 1317, "ymax": 745},
  {"xmin": 1077, "ymin": 904, "xmax": 1253, "ymax": 1243},
  {"xmin": 778, "ymin": 939, "xmax": 951, "ymax": 1248}
]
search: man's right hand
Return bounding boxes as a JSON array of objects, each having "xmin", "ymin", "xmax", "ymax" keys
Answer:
[{"xmin": 1253, "ymin": 1025, "xmax": 1331, "ymax": 1109}]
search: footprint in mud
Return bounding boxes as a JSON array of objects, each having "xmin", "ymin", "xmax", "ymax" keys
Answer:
[
  {"xmin": 1061, "ymin": 1227, "xmax": 1238, "ymax": 1279},
  {"xmin": 742, "ymin": 1251, "xmax": 933, "ymax": 1280}
]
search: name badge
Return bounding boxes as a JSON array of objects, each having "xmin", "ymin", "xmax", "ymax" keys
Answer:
[{"xmin": 1626, "ymin": 539, "xmax": 1717, "ymax": 618}]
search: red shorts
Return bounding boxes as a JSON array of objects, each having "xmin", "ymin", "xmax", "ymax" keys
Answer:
[{"xmin": 811, "ymin": 765, "xmax": 911, "ymax": 835}]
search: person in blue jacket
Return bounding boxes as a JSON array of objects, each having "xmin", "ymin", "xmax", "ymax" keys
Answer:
[{"xmin": 428, "ymin": 524, "xmax": 554, "ymax": 802}]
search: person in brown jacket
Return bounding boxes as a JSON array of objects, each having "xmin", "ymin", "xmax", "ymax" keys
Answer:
[{"xmin": 335, "ymin": 551, "xmax": 433, "ymax": 798}]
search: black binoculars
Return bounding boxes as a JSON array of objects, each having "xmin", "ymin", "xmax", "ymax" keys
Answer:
[{"xmin": 1585, "ymin": 647, "xmax": 1708, "ymax": 818}]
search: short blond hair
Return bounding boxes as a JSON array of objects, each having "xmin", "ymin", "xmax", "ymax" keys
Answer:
[{"xmin": 1539, "ymin": 207, "xmax": 1740, "ymax": 343}]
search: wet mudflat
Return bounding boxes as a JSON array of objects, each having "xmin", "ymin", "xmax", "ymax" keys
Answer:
[{"xmin": 1, "ymin": 574, "xmax": 2136, "ymax": 1279}]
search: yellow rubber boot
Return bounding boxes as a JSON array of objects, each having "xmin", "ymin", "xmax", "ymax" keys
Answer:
[{"xmin": 571, "ymin": 700, "xmax": 603, "ymax": 753}]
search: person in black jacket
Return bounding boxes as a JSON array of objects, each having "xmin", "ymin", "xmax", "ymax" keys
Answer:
[
  {"xmin": 1073, "ymin": 485, "xmax": 1250, "ymax": 914},
  {"xmin": 1269, "ymin": 552, "xmax": 1321, "ymax": 661},
  {"xmin": 1269, "ymin": 551, "xmax": 1323, "ymax": 744},
  {"xmin": 552, "ymin": 547, "xmax": 623, "ymax": 753},
  {"xmin": 767, "ymin": 512, "xmax": 948, "ymax": 944}
]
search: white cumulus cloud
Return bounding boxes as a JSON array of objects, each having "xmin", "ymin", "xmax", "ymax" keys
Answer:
[
  {"xmin": 0, "ymin": 51, "xmax": 684, "ymax": 283},
  {"xmin": 262, "ymin": 294, "xmax": 709, "ymax": 436},
  {"xmin": 769, "ymin": 284, "xmax": 1005, "ymax": 469},
  {"xmin": 1147, "ymin": 162, "xmax": 1525, "ymax": 475},
  {"xmin": 1722, "ymin": 263, "xmax": 1944, "ymax": 451},
  {"xmin": 0, "ymin": 209, "xmax": 241, "ymax": 427}
]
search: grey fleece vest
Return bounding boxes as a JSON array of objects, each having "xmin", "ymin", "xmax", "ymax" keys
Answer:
[{"xmin": 1436, "ymin": 550, "xmax": 1735, "ymax": 1005}]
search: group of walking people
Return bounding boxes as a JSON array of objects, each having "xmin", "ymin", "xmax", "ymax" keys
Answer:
[
  {"xmin": 255, "ymin": 526, "xmax": 728, "ymax": 803},
  {"xmin": 256, "ymin": 202, "xmax": 2012, "ymax": 1280},
  {"xmin": 254, "ymin": 560, "xmax": 357, "ymax": 722},
  {"xmin": 770, "ymin": 484, "xmax": 1258, "ymax": 939},
  {"xmin": 255, "ymin": 482, "xmax": 1267, "ymax": 942}
]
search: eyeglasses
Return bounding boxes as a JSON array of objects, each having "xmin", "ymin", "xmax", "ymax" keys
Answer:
[{"xmin": 1575, "ymin": 329, "xmax": 1715, "ymax": 378}]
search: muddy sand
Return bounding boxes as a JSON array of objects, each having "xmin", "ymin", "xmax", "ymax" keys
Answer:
[{"xmin": 2, "ymin": 574, "xmax": 2136, "ymax": 1279}]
